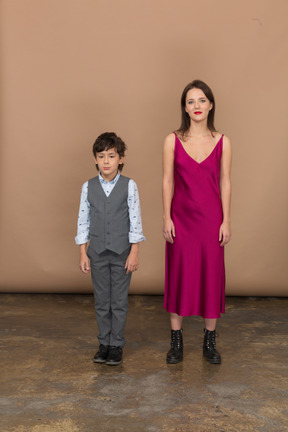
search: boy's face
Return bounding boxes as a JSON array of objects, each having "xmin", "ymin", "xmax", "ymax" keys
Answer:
[{"xmin": 94, "ymin": 148, "xmax": 124, "ymax": 182}]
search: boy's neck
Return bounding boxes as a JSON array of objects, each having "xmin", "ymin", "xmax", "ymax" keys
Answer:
[{"xmin": 100, "ymin": 171, "xmax": 119, "ymax": 183}]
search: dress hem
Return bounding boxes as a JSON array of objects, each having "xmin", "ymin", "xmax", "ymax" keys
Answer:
[{"xmin": 163, "ymin": 306, "xmax": 224, "ymax": 319}]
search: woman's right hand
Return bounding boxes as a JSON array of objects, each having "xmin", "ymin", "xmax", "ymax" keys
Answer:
[{"xmin": 163, "ymin": 218, "xmax": 176, "ymax": 244}]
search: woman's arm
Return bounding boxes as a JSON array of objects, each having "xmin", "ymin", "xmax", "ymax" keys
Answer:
[
  {"xmin": 162, "ymin": 133, "xmax": 176, "ymax": 244},
  {"xmin": 219, "ymin": 135, "xmax": 232, "ymax": 247}
]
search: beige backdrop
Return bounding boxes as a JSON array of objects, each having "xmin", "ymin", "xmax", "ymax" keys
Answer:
[{"xmin": 1, "ymin": 0, "xmax": 288, "ymax": 295}]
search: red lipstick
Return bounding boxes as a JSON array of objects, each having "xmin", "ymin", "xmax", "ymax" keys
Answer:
[{"xmin": 194, "ymin": 111, "xmax": 202, "ymax": 115}]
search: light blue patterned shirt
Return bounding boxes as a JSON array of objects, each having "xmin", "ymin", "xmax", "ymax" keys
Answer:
[{"xmin": 75, "ymin": 172, "xmax": 146, "ymax": 245}]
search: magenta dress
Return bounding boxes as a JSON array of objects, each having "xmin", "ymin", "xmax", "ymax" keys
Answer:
[{"xmin": 164, "ymin": 133, "xmax": 225, "ymax": 319}]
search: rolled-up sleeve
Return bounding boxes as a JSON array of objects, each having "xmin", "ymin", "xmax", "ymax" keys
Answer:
[
  {"xmin": 127, "ymin": 180, "xmax": 146, "ymax": 244},
  {"xmin": 75, "ymin": 182, "xmax": 90, "ymax": 245}
]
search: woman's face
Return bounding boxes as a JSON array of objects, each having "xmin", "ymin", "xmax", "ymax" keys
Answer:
[{"xmin": 185, "ymin": 88, "xmax": 213, "ymax": 123}]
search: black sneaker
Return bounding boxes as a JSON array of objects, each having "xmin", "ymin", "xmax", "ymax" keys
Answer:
[
  {"xmin": 93, "ymin": 344, "xmax": 109, "ymax": 363},
  {"xmin": 106, "ymin": 346, "xmax": 123, "ymax": 366}
]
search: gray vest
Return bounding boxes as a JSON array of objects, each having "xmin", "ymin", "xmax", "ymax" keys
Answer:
[{"xmin": 87, "ymin": 175, "xmax": 130, "ymax": 254}]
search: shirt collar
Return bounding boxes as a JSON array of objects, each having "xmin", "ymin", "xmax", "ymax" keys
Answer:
[{"xmin": 99, "ymin": 171, "xmax": 120, "ymax": 185}]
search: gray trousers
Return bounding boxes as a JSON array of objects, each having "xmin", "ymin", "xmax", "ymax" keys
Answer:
[{"xmin": 88, "ymin": 247, "xmax": 131, "ymax": 348}]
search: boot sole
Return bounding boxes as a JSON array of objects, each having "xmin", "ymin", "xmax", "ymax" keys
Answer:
[
  {"xmin": 207, "ymin": 358, "xmax": 221, "ymax": 364},
  {"xmin": 203, "ymin": 354, "xmax": 221, "ymax": 364},
  {"xmin": 166, "ymin": 358, "xmax": 183, "ymax": 364}
]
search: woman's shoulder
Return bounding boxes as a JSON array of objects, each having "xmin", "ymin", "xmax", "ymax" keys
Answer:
[
  {"xmin": 215, "ymin": 132, "xmax": 231, "ymax": 147},
  {"xmin": 163, "ymin": 133, "xmax": 176, "ymax": 153},
  {"xmin": 218, "ymin": 133, "xmax": 232, "ymax": 158},
  {"xmin": 163, "ymin": 132, "xmax": 176, "ymax": 149},
  {"xmin": 221, "ymin": 134, "xmax": 231, "ymax": 148},
  {"xmin": 165, "ymin": 132, "xmax": 176, "ymax": 141}
]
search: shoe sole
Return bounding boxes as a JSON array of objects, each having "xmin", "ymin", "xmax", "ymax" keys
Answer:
[
  {"xmin": 106, "ymin": 360, "xmax": 122, "ymax": 366},
  {"xmin": 93, "ymin": 358, "xmax": 107, "ymax": 364}
]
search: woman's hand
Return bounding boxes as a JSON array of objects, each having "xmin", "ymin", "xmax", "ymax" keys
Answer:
[
  {"xmin": 163, "ymin": 218, "xmax": 176, "ymax": 244},
  {"xmin": 219, "ymin": 221, "xmax": 231, "ymax": 247}
]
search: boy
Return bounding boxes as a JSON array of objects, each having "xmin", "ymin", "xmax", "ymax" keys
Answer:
[{"xmin": 75, "ymin": 132, "xmax": 145, "ymax": 366}]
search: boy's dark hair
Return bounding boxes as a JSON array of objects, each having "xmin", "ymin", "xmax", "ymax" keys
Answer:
[{"xmin": 92, "ymin": 132, "xmax": 127, "ymax": 172}]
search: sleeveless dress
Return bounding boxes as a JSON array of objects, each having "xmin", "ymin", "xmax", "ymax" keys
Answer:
[{"xmin": 164, "ymin": 133, "xmax": 225, "ymax": 319}]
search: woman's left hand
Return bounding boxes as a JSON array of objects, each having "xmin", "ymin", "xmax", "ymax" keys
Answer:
[{"xmin": 219, "ymin": 221, "xmax": 231, "ymax": 247}]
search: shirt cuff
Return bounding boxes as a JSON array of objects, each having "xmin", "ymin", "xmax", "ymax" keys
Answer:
[
  {"xmin": 75, "ymin": 234, "xmax": 90, "ymax": 245},
  {"xmin": 129, "ymin": 233, "xmax": 146, "ymax": 243}
]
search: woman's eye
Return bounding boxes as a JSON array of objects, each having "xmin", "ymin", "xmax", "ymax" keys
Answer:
[{"xmin": 200, "ymin": 99, "xmax": 206, "ymax": 103}]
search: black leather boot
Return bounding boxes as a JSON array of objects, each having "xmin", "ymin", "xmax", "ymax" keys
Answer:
[
  {"xmin": 203, "ymin": 329, "xmax": 221, "ymax": 364},
  {"xmin": 166, "ymin": 329, "xmax": 183, "ymax": 364}
]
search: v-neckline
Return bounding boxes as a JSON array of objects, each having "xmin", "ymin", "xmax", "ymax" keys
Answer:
[
  {"xmin": 97, "ymin": 175, "xmax": 120, "ymax": 199},
  {"xmin": 175, "ymin": 133, "xmax": 223, "ymax": 165}
]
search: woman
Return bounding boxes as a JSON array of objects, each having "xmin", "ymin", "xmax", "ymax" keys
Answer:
[{"xmin": 162, "ymin": 80, "xmax": 232, "ymax": 365}]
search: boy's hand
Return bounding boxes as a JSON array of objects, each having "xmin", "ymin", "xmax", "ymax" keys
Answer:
[
  {"xmin": 79, "ymin": 244, "xmax": 90, "ymax": 274},
  {"xmin": 125, "ymin": 243, "xmax": 139, "ymax": 274},
  {"xmin": 79, "ymin": 254, "xmax": 90, "ymax": 273}
]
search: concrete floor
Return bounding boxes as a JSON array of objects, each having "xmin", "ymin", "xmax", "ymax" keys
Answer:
[{"xmin": 0, "ymin": 294, "xmax": 287, "ymax": 432}]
